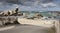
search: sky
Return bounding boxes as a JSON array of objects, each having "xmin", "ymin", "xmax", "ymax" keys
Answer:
[{"xmin": 0, "ymin": 0, "xmax": 60, "ymax": 11}]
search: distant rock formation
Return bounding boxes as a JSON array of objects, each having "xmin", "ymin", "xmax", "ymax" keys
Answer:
[{"xmin": 33, "ymin": 13, "xmax": 43, "ymax": 19}]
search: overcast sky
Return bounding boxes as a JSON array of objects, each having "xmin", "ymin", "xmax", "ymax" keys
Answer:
[{"xmin": 0, "ymin": 0, "xmax": 60, "ymax": 11}]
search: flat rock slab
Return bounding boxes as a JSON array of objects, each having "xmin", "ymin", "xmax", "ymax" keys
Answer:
[{"xmin": 0, "ymin": 24, "xmax": 54, "ymax": 33}]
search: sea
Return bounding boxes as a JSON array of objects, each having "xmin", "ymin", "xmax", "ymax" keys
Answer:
[{"xmin": 20, "ymin": 11, "xmax": 60, "ymax": 19}]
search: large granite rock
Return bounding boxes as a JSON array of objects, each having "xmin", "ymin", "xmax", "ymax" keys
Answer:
[{"xmin": 0, "ymin": 16, "xmax": 19, "ymax": 26}]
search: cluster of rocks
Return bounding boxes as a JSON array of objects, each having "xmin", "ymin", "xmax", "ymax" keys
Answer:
[
  {"xmin": 0, "ymin": 8, "xmax": 22, "ymax": 26},
  {"xmin": 26, "ymin": 13, "xmax": 43, "ymax": 19},
  {"xmin": 0, "ymin": 16, "xmax": 19, "ymax": 26},
  {"xmin": 33, "ymin": 13, "xmax": 43, "ymax": 18},
  {"xmin": 0, "ymin": 8, "xmax": 23, "ymax": 16}
]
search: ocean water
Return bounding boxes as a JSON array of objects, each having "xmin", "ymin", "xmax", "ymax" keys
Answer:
[
  {"xmin": 21, "ymin": 11, "xmax": 60, "ymax": 19},
  {"xmin": 21, "ymin": 11, "xmax": 53, "ymax": 17}
]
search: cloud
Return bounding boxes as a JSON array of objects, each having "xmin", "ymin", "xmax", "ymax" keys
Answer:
[
  {"xmin": 0, "ymin": 2, "xmax": 19, "ymax": 11},
  {"xmin": 40, "ymin": 3, "xmax": 57, "ymax": 8},
  {"xmin": 0, "ymin": 0, "xmax": 18, "ymax": 4},
  {"xmin": 18, "ymin": 0, "xmax": 58, "ymax": 8},
  {"xmin": 0, "ymin": 0, "xmax": 60, "ymax": 11}
]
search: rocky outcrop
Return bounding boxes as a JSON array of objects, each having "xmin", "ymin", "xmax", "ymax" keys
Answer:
[
  {"xmin": 33, "ymin": 13, "xmax": 43, "ymax": 19},
  {"xmin": 0, "ymin": 16, "xmax": 19, "ymax": 26},
  {"xmin": 0, "ymin": 8, "xmax": 23, "ymax": 16}
]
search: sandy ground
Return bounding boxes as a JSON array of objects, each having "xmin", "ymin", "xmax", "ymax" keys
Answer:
[{"xmin": 0, "ymin": 24, "xmax": 55, "ymax": 33}]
